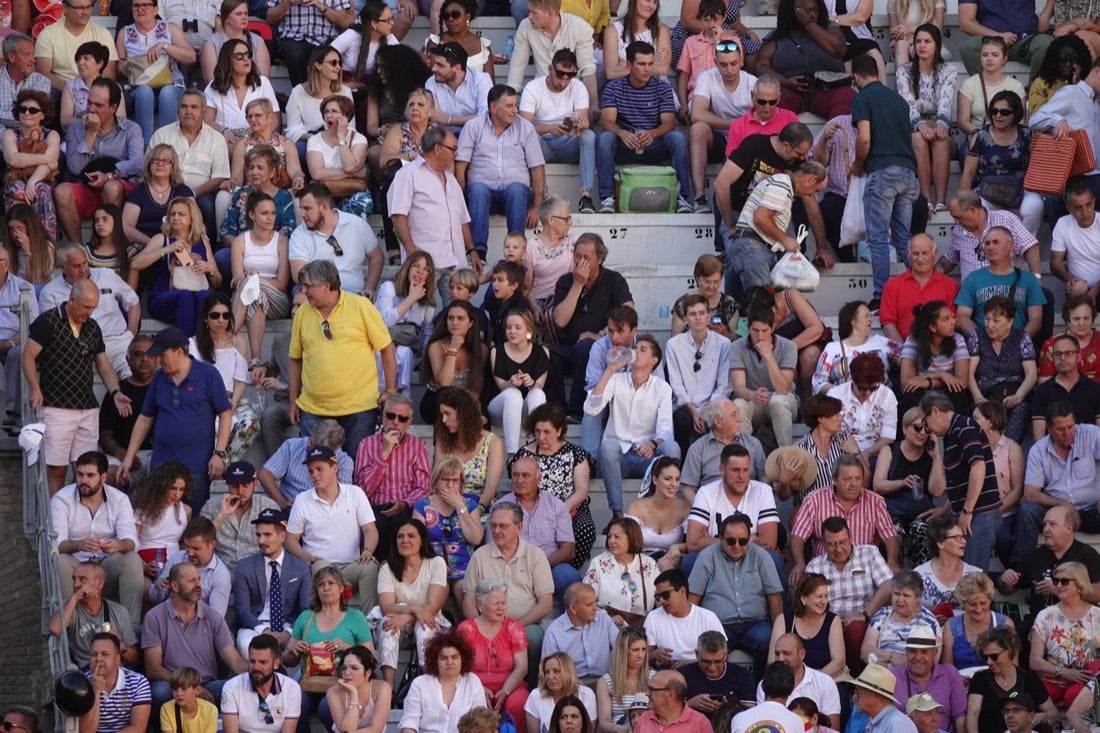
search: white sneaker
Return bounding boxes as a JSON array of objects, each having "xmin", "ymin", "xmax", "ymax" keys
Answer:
[
  {"xmin": 676, "ymin": 195, "xmax": 693, "ymax": 214},
  {"xmin": 599, "ymin": 196, "xmax": 616, "ymax": 213}
]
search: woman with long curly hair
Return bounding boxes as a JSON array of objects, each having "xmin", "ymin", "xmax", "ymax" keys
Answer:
[
  {"xmin": 898, "ymin": 300, "xmax": 971, "ymax": 419},
  {"xmin": 398, "ymin": 628, "xmax": 486, "ymax": 733},
  {"xmin": 1029, "ymin": 33, "xmax": 1090, "ymax": 113},
  {"xmin": 434, "ymin": 387, "xmax": 503, "ymax": 513},
  {"xmin": 132, "ymin": 461, "xmax": 192, "ymax": 594}
]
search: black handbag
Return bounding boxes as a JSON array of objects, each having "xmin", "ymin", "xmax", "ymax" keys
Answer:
[{"xmin": 978, "ymin": 174, "xmax": 1025, "ymax": 209}]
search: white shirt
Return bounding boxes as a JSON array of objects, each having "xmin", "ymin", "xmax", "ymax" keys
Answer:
[
  {"xmin": 221, "ymin": 672, "xmax": 302, "ymax": 733},
  {"xmin": 519, "ymin": 76, "xmax": 590, "ymax": 126},
  {"xmin": 50, "ymin": 484, "xmax": 138, "ymax": 562},
  {"xmin": 148, "ymin": 122, "xmax": 232, "ymax": 191},
  {"xmin": 691, "ymin": 68, "xmax": 755, "ymax": 120},
  {"xmin": 257, "ymin": 550, "xmax": 285, "ymax": 624},
  {"xmin": 284, "ymin": 83, "xmax": 354, "ymax": 143},
  {"xmin": 150, "ymin": 550, "xmax": 232, "ymax": 617},
  {"xmin": 827, "ymin": 381, "xmax": 898, "ymax": 453},
  {"xmin": 286, "ymin": 483, "xmax": 376, "ymax": 562},
  {"xmin": 688, "ymin": 479, "xmax": 780, "ymax": 536},
  {"xmin": 398, "ymin": 673, "xmax": 486, "ymax": 733},
  {"xmin": 1030, "ymin": 80, "xmax": 1100, "ymax": 174},
  {"xmin": 731, "ymin": 699, "xmax": 807, "ymax": 733},
  {"xmin": 754, "ymin": 666, "xmax": 841, "ymax": 716},
  {"xmin": 665, "ymin": 329, "xmax": 732, "ymax": 410},
  {"xmin": 1052, "ymin": 212, "xmax": 1100, "ymax": 287},
  {"xmin": 524, "ymin": 686, "xmax": 597, "ymax": 733},
  {"xmin": 203, "ymin": 78, "xmax": 280, "ymax": 131},
  {"xmin": 38, "ymin": 269, "xmax": 138, "ymax": 338},
  {"xmin": 584, "ymin": 371, "xmax": 674, "ymax": 452},
  {"xmin": 642, "ymin": 604, "xmax": 726, "ymax": 662},
  {"xmin": 288, "ymin": 211, "xmax": 378, "ymax": 295}
]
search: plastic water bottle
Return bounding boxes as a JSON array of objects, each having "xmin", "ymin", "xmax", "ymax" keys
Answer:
[
  {"xmin": 98, "ymin": 0, "xmax": 109, "ymax": 15},
  {"xmin": 504, "ymin": 34, "xmax": 514, "ymax": 61},
  {"xmin": 607, "ymin": 346, "xmax": 636, "ymax": 366}
]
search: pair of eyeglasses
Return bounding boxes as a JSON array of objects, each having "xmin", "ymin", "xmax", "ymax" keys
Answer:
[
  {"xmin": 693, "ymin": 349, "xmax": 703, "ymax": 373},
  {"xmin": 208, "ymin": 311, "xmax": 231, "ymax": 321},
  {"xmin": 653, "ymin": 589, "xmax": 673, "ymax": 601},
  {"xmin": 715, "ymin": 40, "xmax": 740, "ymax": 52},
  {"xmin": 1053, "ymin": 350, "xmax": 1080, "ymax": 358},
  {"xmin": 990, "ymin": 108, "xmax": 1014, "ymax": 117},
  {"xmin": 755, "ymin": 97, "xmax": 780, "ymax": 106},
  {"xmin": 724, "ymin": 536, "xmax": 750, "ymax": 547},
  {"xmin": 327, "ymin": 234, "xmax": 344, "ymax": 257},
  {"xmin": 151, "ymin": 158, "xmax": 173, "ymax": 165},
  {"xmin": 550, "ymin": 214, "xmax": 572, "ymax": 223},
  {"xmin": 321, "ymin": 320, "xmax": 333, "ymax": 341},
  {"xmin": 441, "ymin": 9, "xmax": 464, "ymax": 19},
  {"xmin": 620, "ymin": 572, "xmax": 637, "ymax": 593},
  {"xmin": 943, "ymin": 533, "xmax": 966, "ymax": 542},
  {"xmin": 554, "ymin": 68, "xmax": 578, "ymax": 79},
  {"xmin": 256, "ymin": 699, "xmax": 274, "ymax": 725},
  {"xmin": 15, "ymin": 106, "xmax": 41, "ymax": 115},
  {"xmin": 232, "ymin": 51, "xmax": 252, "ymax": 60},
  {"xmin": 385, "ymin": 411, "xmax": 411, "ymax": 423}
]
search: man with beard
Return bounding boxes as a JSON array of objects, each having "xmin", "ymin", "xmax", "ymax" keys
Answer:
[
  {"xmin": 220, "ymin": 634, "xmax": 300, "ymax": 733},
  {"xmin": 51, "ymin": 451, "xmax": 144, "ymax": 629}
]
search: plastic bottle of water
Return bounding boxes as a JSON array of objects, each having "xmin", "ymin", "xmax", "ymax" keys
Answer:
[{"xmin": 505, "ymin": 35, "xmax": 514, "ymax": 61}]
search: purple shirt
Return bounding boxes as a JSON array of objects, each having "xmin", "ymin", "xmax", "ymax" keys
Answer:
[
  {"xmin": 890, "ymin": 664, "xmax": 967, "ymax": 731},
  {"xmin": 499, "ymin": 490, "xmax": 575, "ymax": 560},
  {"xmin": 141, "ymin": 600, "xmax": 233, "ymax": 682}
]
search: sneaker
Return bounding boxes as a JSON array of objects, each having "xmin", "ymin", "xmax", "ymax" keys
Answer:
[
  {"xmin": 693, "ymin": 194, "xmax": 711, "ymax": 214},
  {"xmin": 578, "ymin": 195, "xmax": 595, "ymax": 214},
  {"xmin": 676, "ymin": 195, "xmax": 694, "ymax": 214},
  {"xmin": 868, "ymin": 297, "xmax": 881, "ymax": 314},
  {"xmin": 599, "ymin": 196, "xmax": 616, "ymax": 213}
]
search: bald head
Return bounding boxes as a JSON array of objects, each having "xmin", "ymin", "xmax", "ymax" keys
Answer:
[
  {"xmin": 773, "ymin": 632, "xmax": 806, "ymax": 670},
  {"xmin": 66, "ymin": 279, "xmax": 100, "ymax": 324},
  {"xmin": 907, "ymin": 233, "xmax": 937, "ymax": 275}
]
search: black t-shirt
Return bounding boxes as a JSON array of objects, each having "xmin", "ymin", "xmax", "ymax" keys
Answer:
[
  {"xmin": 551, "ymin": 267, "xmax": 633, "ymax": 345},
  {"xmin": 680, "ymin": 661, "xmax": 755, "ymax": 704},
  {"xmin": 968, "ymin": 666, "xmax": 1049, "ymax": 732},
  {"xmin": 1017, "ymin": 540, "xmax": 1100, "ymax": 613},
  {"xmin": 1031, "ymin": 375, "xmax": 1100, "ymax": 426},
  {"xmin": 727, "ymin": 134, "xmax": 791, "ymax": 214},
  {"xmin": 99, "ymin": 379, "xmax": 152, "ymax": 452}
]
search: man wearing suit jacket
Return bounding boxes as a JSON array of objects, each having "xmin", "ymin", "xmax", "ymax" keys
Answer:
[{"xmin": 232, "ymin": 508, "xmax": 310, "ymax": 657}]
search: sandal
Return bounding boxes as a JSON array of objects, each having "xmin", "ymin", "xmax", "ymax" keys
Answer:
[{"xmin": 933, "ymin": 203, "xmax": 947, "ymax": 214}]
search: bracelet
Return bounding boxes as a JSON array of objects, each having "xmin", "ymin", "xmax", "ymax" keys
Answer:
[
  {"xmin": 445, "ymin": 350, "xmax": 458, "ymax": 357},
  {"xmin": 446, "ymin": 114, "xmax": 452, "ymax": 126}
]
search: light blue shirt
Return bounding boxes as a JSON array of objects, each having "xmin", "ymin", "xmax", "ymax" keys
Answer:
[
  {"xmin": 687, "ymin": 541, "xmax": 782, "ymax": 624},
  {"xmin": 0, "ymin": 272, "xmax": 36, "ymax": 341},
  {"xmin": 541, "ymin": 608, "xmax": 619, "ymax": 677},
  {"xmin": 865, "ymin": 702, "xmax": 918, "ymax": 733},
  {"xmin": 1024, "ymin": 423, "xmax": 1100, "ymax": 510},
  {"xmin": 585, "ymin": 332, "xmax": 636, "ymax": 391},
  {"xmin": 261, "ymin": 436, "xmax": 355, "ymax": 503},
  {"xmin": 425, "ymin": 67, "xmax": 492, "ymax": 134},
  {"xmin": 1029, "ymin": 80, "xmax": 1100, "ymax": 174}
]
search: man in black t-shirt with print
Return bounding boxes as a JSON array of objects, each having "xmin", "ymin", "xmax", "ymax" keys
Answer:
[
  {"xmin": 100, "ymin": 335, "xmax": 155, "ymax": 489},
  {"xmin": 712, "ymin": 123, "xmax": 834, "ymax": 299}
]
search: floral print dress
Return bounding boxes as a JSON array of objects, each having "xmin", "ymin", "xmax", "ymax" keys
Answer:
[{"xmin": 1033, "ymin": 603, "xmax": 1100, "ymax": 682}]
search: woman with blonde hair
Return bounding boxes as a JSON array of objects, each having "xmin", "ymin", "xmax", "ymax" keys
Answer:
[
  {"xmin": 1030, "ymin": 561, "xmax": 1100, "ymax": 707},
  {"xmin": 413, "ymin": 457, "xmax": 485, "ymax": 606},
  {"xmin": 379, "ymin": 88, "xmax": 437, "ymax": 167},
  {"xmin": 488, "ymin": 309, "xmax": 550, "ymax": 455},
  {"xmin": 285, "ymin": 45, "xmax": 355, "ymax": 158},
  {"xmin": 122, "ymin": 144, "xmax": 194, "ymax": 248},
  {"xmin": 595, "ymin": 626, "xmax": 651, "ymax": 733},
  {"xmin": 525, "ymin": 653, "xmax": 597, "ymax": 733},
  {"xmin": 942, "ymin": 572, "xmax": 1012, "ymax": 668}
]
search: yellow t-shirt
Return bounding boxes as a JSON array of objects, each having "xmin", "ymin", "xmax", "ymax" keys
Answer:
[
  {"xmin": 34, "ymin": 20, "xmax": 119, "ymax": 82},
  {"xmin": 159, "ymin": 699, "xmax": 218, "ymax": 733},
  {"xmin": 289, "ymin": 291, "xmax": 392, "ymax": 416},
  {"xmin": 561, "ymin": 0, "xmax": 610, "ymax": 36}
]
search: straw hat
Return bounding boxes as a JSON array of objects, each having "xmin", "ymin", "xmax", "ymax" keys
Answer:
[
  {"xmin": 848, "ymin": 663, "xmax": 900, "ymax": 705},
  {"xmin": 764, "ymin": 446, "xmax": 817, "ymax": 492}
]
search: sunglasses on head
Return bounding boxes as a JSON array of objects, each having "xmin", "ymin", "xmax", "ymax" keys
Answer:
[
  {"xmin": 385, "ymin": 411, "xmax": 411, "ymax": 423},
  {"xmin": 724, "ymin": 536, "xmax": 749, "ymax": 546},
  {"xmin": 715, "ymin": 40, "xmax": 740, "ymax": 52}
]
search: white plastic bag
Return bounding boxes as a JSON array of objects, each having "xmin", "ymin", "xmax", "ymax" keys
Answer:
[
  {"xmin": 840, "ymin": 175, "xmax": 866, "ymax": 246},
  {"xmin": 771, "ymin": 252, "xmax": 820, "ymax": 291}
]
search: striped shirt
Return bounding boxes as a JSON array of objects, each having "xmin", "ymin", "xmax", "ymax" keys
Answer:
[
  {"xmin": 354, "ymin": 431, "xmax": 432, "ymax": 506},
  {"xmin": 734, "ymin": 173, "xmax": 795, "ymax": 249},
  {"xmin": 805, "ymin": 544, "xmax": 893, "ymax": 617},
  {"xmin": 600, "ymin": 75, "xmax": 676, "ymax": 133},
  {"xmin": 789, "ymin": 486, "xmax": 897, "ymax": 559},
  {"xmin": 85, "ymin": 667, "xmax": 151, "ymax": 733},
  {"xmin": 942, "ymin": 412, "xmax": 1000, "ymax": 514},
  {"xmin": 795, "ymin": 432, "xmax": 848, "ymax": 497},
  {"xmin": 456, "ymin": 113, "xmax": 545, "ymax": 190}
]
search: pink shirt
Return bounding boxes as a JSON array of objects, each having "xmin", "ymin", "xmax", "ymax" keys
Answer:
[
  {"xmin": 725, "ymin": 107, "xmax": 798, "ymax": 156},
  {"xmin": 353, "ymin": 431, "xmax": 432, "ymax": 506},
  {"xmin": 790, "ymin": 486, "xmax": 897, "ymax": 559},
  {"xmin": 386, "ymin": 156, "xmax": 471, "ymax": 270}
]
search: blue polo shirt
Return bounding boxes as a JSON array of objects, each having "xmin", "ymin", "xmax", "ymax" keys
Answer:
[{"xmin": 141, "ymin": 359, "xmax": 231, "ymax": 472}]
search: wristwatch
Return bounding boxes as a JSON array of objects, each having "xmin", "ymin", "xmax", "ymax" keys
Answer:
[
  {"xmin": 109, "ymin": 388, "xmax": 119, "ymax": 398},
  {"xmin": 213, "ymin": 449, "xmax": 228, "ymax": 460}
]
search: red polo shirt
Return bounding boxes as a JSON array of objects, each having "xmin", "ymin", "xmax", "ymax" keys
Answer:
[{"xmin": 879, "ymin": 269, "xmax": 960, "ymax": 340}]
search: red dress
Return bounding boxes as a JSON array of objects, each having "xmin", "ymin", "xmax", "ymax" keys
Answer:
[{"xmin": 456, "ymin": 617, "xmax": 529, "ymax": 733}]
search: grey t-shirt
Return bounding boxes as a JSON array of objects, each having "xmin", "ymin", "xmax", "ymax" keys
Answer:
[
  {"xmin": 68, "ymin": 600, "xmax": 138, "ymax": 668},
  {"xmin": 729, "ymin": 335, "xmax": 798, "ymax": 391}
]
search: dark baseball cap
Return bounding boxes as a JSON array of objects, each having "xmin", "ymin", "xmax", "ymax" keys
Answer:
[
  {"xmin": 303, "ymin": 445, "xmax": 337, "ymax": 464},
  {"xmin": 145, "ymin": 326, "xmax": 188, "ymax": 356},
  {"xmin": 1003, "ymin": 692, "xmax": 1037, "ymax": 712},
  {"xmin": 251, "ymin": 507, "xmax": 287, "ymax": 527},
  {"xmin": 225, "ymin": 461, "xmax": 256, "ymax": 484}
]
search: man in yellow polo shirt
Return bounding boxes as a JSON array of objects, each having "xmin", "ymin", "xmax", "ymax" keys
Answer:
[{"xmin": 288, "ymin": 260, "xmax": 397, "ymax": 455}]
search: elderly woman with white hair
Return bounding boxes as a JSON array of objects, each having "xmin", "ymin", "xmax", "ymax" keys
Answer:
[
  {"xmin": 456, "ymin": 579, "xmax": 529, "ymax": 726},
  {"xmin": 523, "ymin": 195, "xmax": 576, "ymax": 318}
]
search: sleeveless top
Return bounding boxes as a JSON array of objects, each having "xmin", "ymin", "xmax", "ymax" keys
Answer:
[
  {"xmin": 602, "ymin": 670, "xmax": 654, "ymax": 724},
  {"xmin": 783, "ymin": 609, "xmax": 838, "ymax": 672},
  {"xmin": 121, "ymin": 20, "xmax": 184, "ymax": 87},
  {"xmin": 625, "ymin": 513, "xmax": 686, "ymax": 553},
  {"xmin": 883, "ymin": 443, "xmax": 934, "ymax": 520},
  {"xmin": 241, "ymin": 230, "xmax": 281, "ymax": 280},
  {"xmin": 329, "ymin": 686, "xmax": 377, "ymax": 732},
  {"xmin": 947, "ymin": 612, "xmax": 1009, "ymax": 669},
  {"xmin": 493, "ymin": 345, "xmax": 551, "ymax": 397},
  {"xmin": 770, "ymin": 34, "xmax": 845, "ymax": 79},
  {"xmin": 462, "ymin": 433, "xmax": 493, "ymax": 503},
  {"xmin": 613, "ymin": 19, "xmax": 655, "ymax": 60}
]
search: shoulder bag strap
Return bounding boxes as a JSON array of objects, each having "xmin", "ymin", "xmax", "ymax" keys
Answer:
[
  {"xmin": 174, "ymin": 703, "xmax": 183, "ymax": 733},
  {"xmin": 979, "ymin": 74, "xmax": 991, "ymax": 125},
  {"xmin": 1007, "ymin": 267, "xmax": 1022, "ymax": 308}
]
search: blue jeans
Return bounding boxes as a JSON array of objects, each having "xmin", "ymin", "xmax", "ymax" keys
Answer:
[
  {"xmin": 540, "ymin": 130, "xmax": 596, "ymax": 193},
  {"xmin": 549, "ymin": 338, "xmax": 596, "ymax": 417},
  {"xmin": 599, "ymin": 440, "xmax": 681, "ymax": 512},
  {"xmin": 1011, "ymin": 500, "xmax": 1100, "ymax": 567},
  {"xmin": 299, "ymin": 408, "xmax": 379, "ymax": 456},
  {"xmin": 723, "ymin": 228, "xmax": 778, "ymax": 294},
  {"xmin": 864, "ymin": 165, "xmax": 918, "ymax": 296},
  {"xmin": 595, "ymin": 131, "xmax": 691, "ymax": 201},
  {"xmin": 580, "ymin": 406, "xmax": 607, "ymax": 458},
  {"xmin": 127, "ymin": 83, "xmax": 182, "ymax": 145},
  {"xmin": 551, "ymin": 562, "xmax": 582, "ymax": 600},
  {"xmin": 509, "ymin": 0, "xmax": 527, "ymax": 25},
  {"xmin": 466, "ymin": 181, "xmax": 532, "ymax": 254},
  {"xmin": 961, "ymin": 508, "xmax": 1000, "ymax": 572},
  {"xmin": 722, "ymin": 618, "xmax": 772, "ymax": 679}
]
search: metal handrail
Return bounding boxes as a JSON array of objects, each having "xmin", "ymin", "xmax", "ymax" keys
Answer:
[{"xmin": 15, "ymin": 282, "xmax": 72, "ymax": 727}]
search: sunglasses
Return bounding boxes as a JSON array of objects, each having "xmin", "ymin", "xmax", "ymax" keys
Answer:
[
  {"xmin": 620, "ymin": 572, "xmax": 638, "ymax": 593},
  {"xmin": 15, "ymin": 106, "xmax": 41, "ymax": 115},
  {"xmin": 693, "ymin": 349, "xmax": 703, "ymax": 373},
  {"xmin": 257, "ymin": 699, "xmax": 274, "ymax": 726},
  {"xmin": 554, "ymin": 67, "xmax": 579, "ymax": 79},
  {"xmin": 989, "ymin": 108, "xmax": 1014, "ymax": 117},
  {"xmin": 653, "ymin": 589, "xmax": 673, "ymax": 601},
  {"xmin": 715, "ymin": 41, "xmax": 740, "ymax": 52},
  {"xmin": 385, "ymin": 411, "xmax": 411, "ymax": 423},
  {"xmin": 755, "ymin": 97, "xmax": 780, "ymax": 106},
  {"xmin": 1052, "ymin": 577, "xmax": 1073, "ymax": 586},
  {"xmin": 232, "ymin": 51, "xmax": 252, "ymax": 60},
  {"xmin": 981, "ymin": 649, "xmax": 1004, "ymax": 661},
  {"xmin": 327, "ymin": 234, "xmax": 344, "ymax": 257},
  {"xmin": 321, "ymin": 58, "xmax": 341, "ymax": 66},
  {"xmin": 321, "ymin": 320, "xmax": 333, "ymax": 341},
  {"xmin": 207, "ymin": 311, "xmax": 231, "ymax": 320},
  {"xmin": 442, "ymin": 9, "xmax": 464, "ymax": 19},
  {"xmin": 910, "ymin": 422, "xmax": 927, "ymax": 433},
  {"xmin": 724, "ymin": 536, "xmax": 750, "ymax": 547}
]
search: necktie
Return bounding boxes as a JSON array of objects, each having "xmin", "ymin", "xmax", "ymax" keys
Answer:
[{"xmin": 269, "ymin": 560, "xmax": 284, "ymax": 633}]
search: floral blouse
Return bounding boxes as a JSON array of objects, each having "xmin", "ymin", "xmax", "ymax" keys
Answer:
[
  {"xmin": 1033, "ymin": 603, "xmax": 1100, "ymax": 681},
  {"xmin": 1037, "ymin": 329, "xmax": 1100, "ymax": 380},
  {"xmin": 968, "ymin": 124, "xmax": 1032, "ymax": 185},
  {"xmin": 583, "ymin": 550, "xmax": 659, "ymax": 617},
  {"xmin": 896, "ymin": 62, "xmax": 958, "ymax": 130}
]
